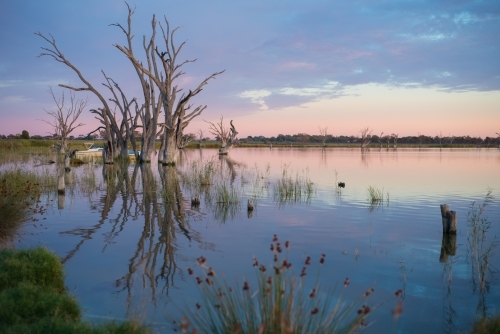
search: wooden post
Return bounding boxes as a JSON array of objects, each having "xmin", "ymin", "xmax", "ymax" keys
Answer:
[
  {"xmin": 440, "ymin": 204, "xmax": 457, "ymax": 235},
  {"xmin": 448, "ymin": 211, "xmax": 457, "ymax": 234}
]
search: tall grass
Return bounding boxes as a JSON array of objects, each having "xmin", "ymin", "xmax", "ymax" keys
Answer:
[
  {"xmin": 174, "ymin": 235, "xmax": 401, "ymax": 333},
  {"xmin": 467, "ymin": 189, "xmax": 497, "ymax": 317},
  {"xmin": 273, "ymin": 164, "xmax": 314, "ymax": 205},
  {"xmin": 0, "ymin": 169, "xmax": 55, "ymax": 244}
]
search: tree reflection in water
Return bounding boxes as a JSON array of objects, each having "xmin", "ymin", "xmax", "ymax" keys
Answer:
[{"xmin": 59, "ymin": 161, "xmax": 210, "ymax": 315}]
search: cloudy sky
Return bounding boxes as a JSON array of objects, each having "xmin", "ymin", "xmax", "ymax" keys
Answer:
[{"xmin": 0, "ymin": 0, "xmax": 499, "ymax": 138}]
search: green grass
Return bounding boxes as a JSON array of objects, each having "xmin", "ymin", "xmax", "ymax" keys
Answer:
[
  {"xmin": 174, "ymin": 235, "xmax": 399, "ymax": 333},
  {"xmin": 0, "ymin": 247, "xmax": 151, "ymax": 334},
  {"xmin": 273, "ymin": 165, "xmax": 314, "ymax": 205}
]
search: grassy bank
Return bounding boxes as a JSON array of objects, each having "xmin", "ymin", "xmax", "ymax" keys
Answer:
[{"xmin": 0, "ymin": 247, "xmax": 150, "ymax": 334}]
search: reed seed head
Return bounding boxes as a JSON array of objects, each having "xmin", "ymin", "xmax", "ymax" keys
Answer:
[
  {"xmin": 344, "ymin": 278, "xmax": 350, "ymax": 287},
  {"xmin": 285, "ymin": 240, "xmax": 290, "ymax": 249},
  {"xmin": 243, "ymin": 281, "xmax": 250, "ymax": 291},
  {"xmin": 320, "ymin": 254, "xmax": 325, "ymax": 265},
  {"xmin": 309, "ymin": 288, "xmax": 317, "ymax": 298},
  {"xmin": 188, "ymin": 268, "xmax": 193, "ymax": 276},
  {"xmin": 197, "ymin": 256, "xmax": 206, "ymax": 266},
  {"xmin": 311, "ymin": 308, "xmax": 319, "ymax": 315},
  {"xmin": 305, "ymin": 256, "xmax": 311, "ymax": 265},
  {"xmin": 394, "ymin": 289, "xmax": 403, "ymax": 297}
]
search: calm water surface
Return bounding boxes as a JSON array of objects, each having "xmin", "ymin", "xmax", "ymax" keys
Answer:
[{"xmin": 11, "ymin": 148, "xmax": 500, "ymax": 333}]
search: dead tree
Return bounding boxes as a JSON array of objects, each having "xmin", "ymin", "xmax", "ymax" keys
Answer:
[
  {"xmin": 359, "ymin": 127, "xmax": 372, "ymax": 149},
  {"xmin": 113, "ymin": 4, "xmax": 224, "ymax": 165},
  {"xmin": 392, "ymin": 133, "xmax": 399, "ymax": 148},
  {"xmin": 436, "ymin": 131, "xmax": 444, "ymax": 148},
  {"xmin": 36, "ymin": 32, "xmax": 130, "ymax": 163},
  {"xmin": 377, "ymin": 132, "xmax": 384, "ymax": 149},
  {"xmin": 447, "ymin": 134, "xmax": 455, "ymax": 145},
  {"xmin": 418, "ymin": 132, "xmax": 424, "ymax": 148},
  {"xmin": 318, "ymin": 126, "xmax": 328, "ymax": 147},
  {"xmin": 197, "ymin": 129, "xmax": 205, "ymax": 148},
  {"xmin": 39, "ymin": 87, "xmax": 87, "ymax": 154},
  {"xmin": 384, "ymin": 134, "xmax": 391, "ymax": 148},
  {"xmin": 206, "ymin": 116, "xmax": 238, "ymax": 155},
  {"xmin": 178, "ymin": 133, "xmax": 196, "ymax": 149}
]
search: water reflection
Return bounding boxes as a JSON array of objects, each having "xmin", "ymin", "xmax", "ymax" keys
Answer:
[{"xmin": 11, "ymin": 148, "xmax": 500, "ymax": 334}]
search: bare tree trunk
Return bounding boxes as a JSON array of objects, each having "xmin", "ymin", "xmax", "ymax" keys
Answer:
[
  {"xmin": 206, "ymin": 117, "xmax": 238, "ymax": 155},
  {"xmin": 360, "ymin": 127, "xmax": 372, "ymax": 149}
]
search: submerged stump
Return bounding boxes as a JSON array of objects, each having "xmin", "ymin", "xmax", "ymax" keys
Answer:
[{"xmin": 440, "ymin": 204, "xmax": 457, "ymax": 234}]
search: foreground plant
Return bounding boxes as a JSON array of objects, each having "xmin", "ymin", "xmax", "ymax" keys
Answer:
[
  {"xmin": 173, "ymin": 235, "xmax": 402, "ymax": 333},
  {"xmin": 0, "ymin": 247, "xmax": 151, "ymax": 334}
]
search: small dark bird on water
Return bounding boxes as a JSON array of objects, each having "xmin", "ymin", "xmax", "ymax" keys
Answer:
[{"xmin": 338, "ymin": 182, "xmax": 345, "ymax": 188}]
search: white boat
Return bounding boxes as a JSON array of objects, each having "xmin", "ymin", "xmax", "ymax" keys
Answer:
[{"xmin": 73, "ymin": 143, "xmax": 103, "ymax": 158}]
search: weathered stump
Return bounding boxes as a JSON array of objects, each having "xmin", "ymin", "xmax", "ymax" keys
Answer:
[
  {"xmin": 247, "ymin": 199, "xmax": 254, "ymax": 211},
  {"xmin": 191, "ymin": 195, "xmax": 200, "ymax": 207},
  {"xmin": 440, "ymin": 204, "xmax": 457, "ymax": 234},
  {"xmin": 64, "ymin": 155, "xmax": 71, "ymax": 172}
]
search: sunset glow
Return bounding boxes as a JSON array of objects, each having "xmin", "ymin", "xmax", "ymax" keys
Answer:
[{"xmin": 0, "ymin": 0, "xmax": 499, "ymax": 137}]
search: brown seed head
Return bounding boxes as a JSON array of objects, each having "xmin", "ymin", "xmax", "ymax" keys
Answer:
[
  {"xmin": 243, "ymin": 281, "xmax": 250, "ymax": 291},
  {"xmin": 188, "ymin": 268, "xmax": 194, "ymax": 276},
  {"xmin": 197, "ymin": 256, "xmax": 206, "ymax": 266},
  {"xmin": 311, "ymin": 308, "xmax": 319, "ymax": 315}
]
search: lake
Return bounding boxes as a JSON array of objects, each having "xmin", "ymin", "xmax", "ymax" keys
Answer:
[{"xmin": 9, "ymin": 147, "xmax": 500, "ymax": 333}]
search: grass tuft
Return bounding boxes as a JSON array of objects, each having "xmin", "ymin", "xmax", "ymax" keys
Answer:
[{"xmin": 173, "ymin": 235, "xmax": 396, "ymax": 333}]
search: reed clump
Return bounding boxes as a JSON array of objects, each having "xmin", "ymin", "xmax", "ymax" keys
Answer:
[
  {"xmin": 273, "ymin": 165, "xmax": 314, "ymax": 204},
  {"xmin": 174, "ymin": 235, "xmax": 401, "ymax": 333},
  {"xmin": 0, "ymin": 247, "xmax": 151, "ymax": 334},
  {"xmin": 367, "ymin": 186, "xmax": 386, "ymax": 204},
  {"xmin": 0, "ymin": 169, "xmax": 56, "ymax": 243}
]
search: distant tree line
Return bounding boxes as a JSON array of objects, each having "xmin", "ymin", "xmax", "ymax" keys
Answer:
[
  {"xmin": 243, "ymin": 133, "xmax": 500, "ymax": 146},
  {"xmin": 2, "ymin": 131, "xmax": 499, "ymax": 147}
]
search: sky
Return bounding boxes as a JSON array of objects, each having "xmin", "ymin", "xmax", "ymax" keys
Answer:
[{"xmin": 0, "ymin": 0, "xmax": 499, "ymax": 138}]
